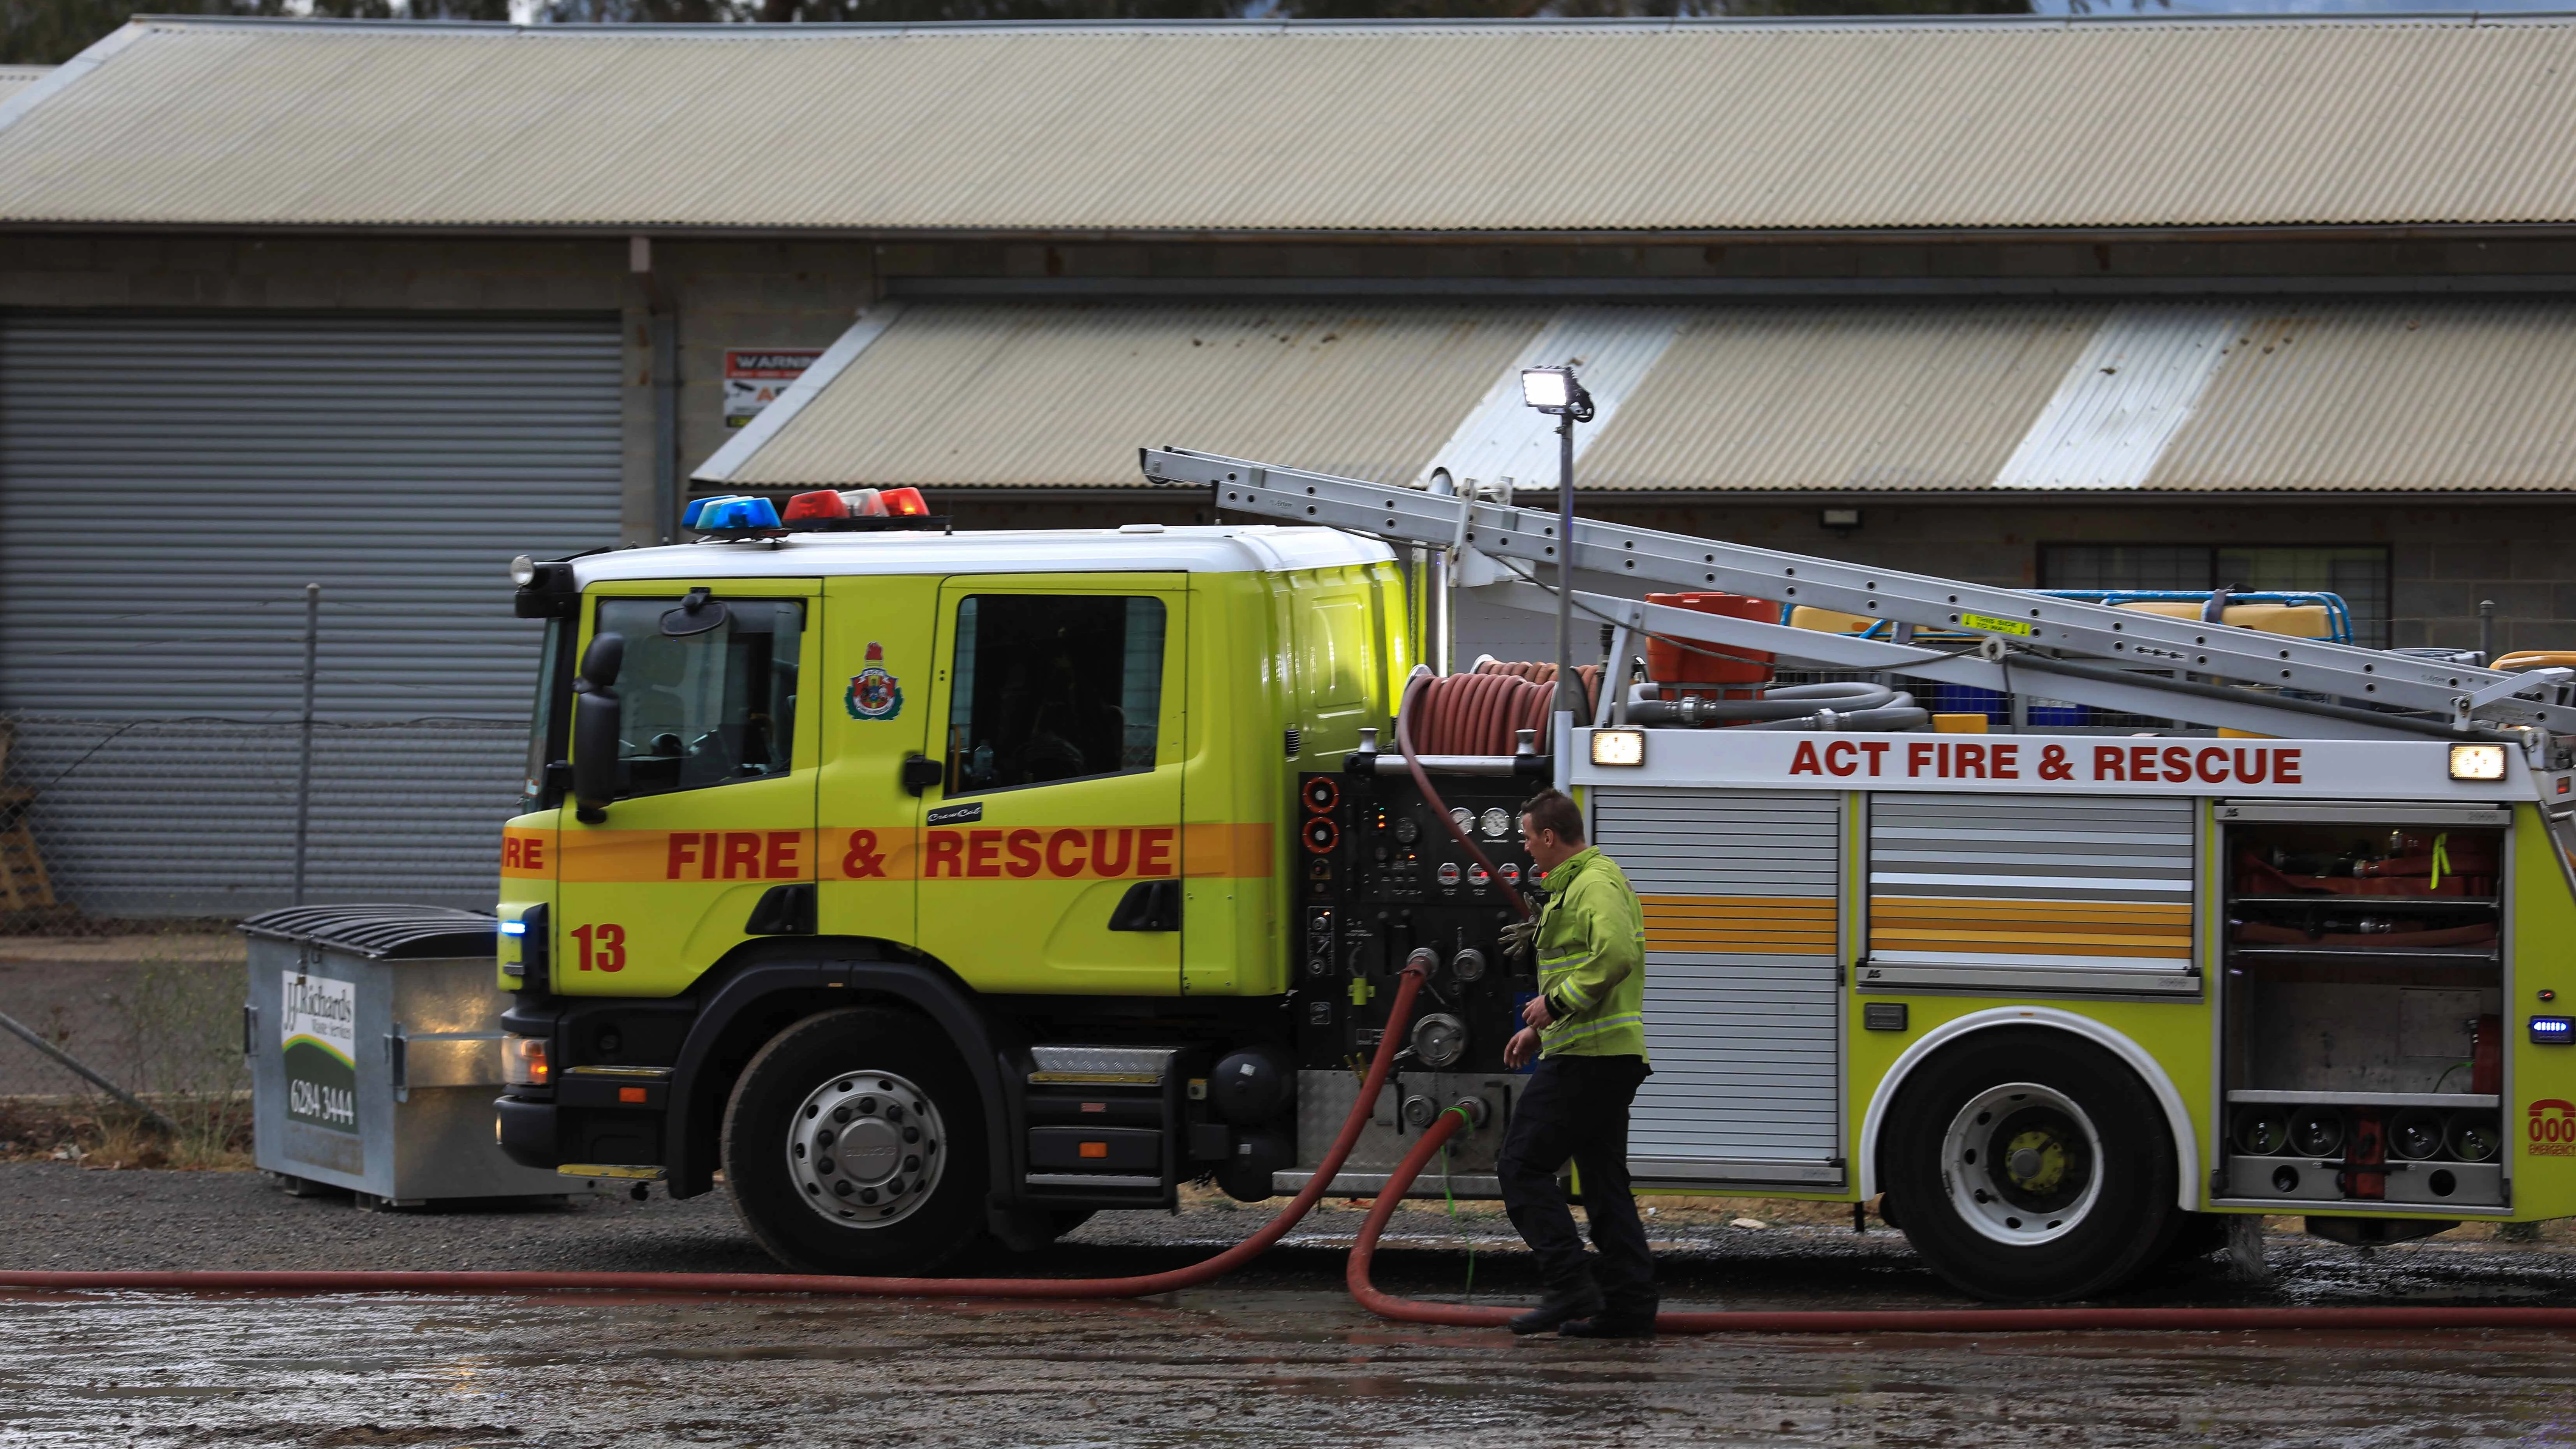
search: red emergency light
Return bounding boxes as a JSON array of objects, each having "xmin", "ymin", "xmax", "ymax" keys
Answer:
[
  {"xmin": 782, "ymin": 490, "xmax": 849, "ymax": 521},
  {"xmin": 774, "ymin": 487, "xmax": 943, "ymax": 533}
]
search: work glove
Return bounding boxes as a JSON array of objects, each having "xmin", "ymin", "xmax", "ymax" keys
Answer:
[{"xmin": 1499, "ymin": 916, "xmax": 1539, "ymax": 965}]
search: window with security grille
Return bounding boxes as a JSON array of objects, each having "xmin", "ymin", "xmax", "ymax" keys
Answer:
[{"xmin": 2040, "ymin": 544, "xmax": 2390, "ymax": 649}]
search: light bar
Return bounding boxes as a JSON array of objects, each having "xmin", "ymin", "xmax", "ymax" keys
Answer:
[
  {"xmin": 2450, "ymin": 743, "xmax": 2507, "ymax": 781},
  {"xmin": 684, "ymin": 495, "xmax": 783, "ymax": 532}
]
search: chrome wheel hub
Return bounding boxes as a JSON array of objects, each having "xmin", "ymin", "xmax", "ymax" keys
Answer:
[
  {"xmin": 1940, "ymin": 1082, "xmax": 2101, "ymax": 1248},
  {"xmin": 787, "ymin": 1070, "xmax": 944, "ymax": 1229}
]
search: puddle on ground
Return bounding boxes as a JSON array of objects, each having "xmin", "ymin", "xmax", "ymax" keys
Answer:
[{"xmin": 5, "ymin": 1275, "xmax": 2576, "ymax": 1448}]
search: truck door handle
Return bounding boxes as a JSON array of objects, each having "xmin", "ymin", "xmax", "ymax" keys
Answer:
[
  {"xmin": 1108, "ymin": 880, "xmax": 1182, "ymax": 932},
  {"xmin": 900, "ymin": 754, "xmax": 944, "ymax": 796}
]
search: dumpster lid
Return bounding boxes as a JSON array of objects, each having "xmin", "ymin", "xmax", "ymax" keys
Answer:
[{"xmin": 237, "ymin": 904, "xmax": 498, "ymax": 960}]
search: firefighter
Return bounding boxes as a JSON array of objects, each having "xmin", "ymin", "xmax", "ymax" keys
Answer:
[{"xmin": 1497, "ymin": 787, "xmax": 1656, "ymax": 1338}]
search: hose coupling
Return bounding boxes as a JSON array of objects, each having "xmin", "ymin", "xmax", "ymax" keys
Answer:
[
  {"xmin": 1403, "ymin": 946, "xmax": 1440, "ymax": 976},
  {"xmin": 1447, "ymin": 1097, "xmax": 1490, "ymax": 1132}
]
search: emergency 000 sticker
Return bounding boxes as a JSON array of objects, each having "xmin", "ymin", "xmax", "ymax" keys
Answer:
[
  {"xmin": 281, "ymin": 972, "xmax": 359, "ymax": 1134},
  {"xmin": 2531, "ymin": 1099, "xmax": 2576, "ymax": 1157}
]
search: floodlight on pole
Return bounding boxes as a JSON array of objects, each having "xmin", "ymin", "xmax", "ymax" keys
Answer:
[
  {"xmin": 1519, "ymin": 364, "xmax": 1595, "ymax": 788},
  {"xmin": 1521, "ymin": 366, "xmax": 1576, "ymax": 412}
]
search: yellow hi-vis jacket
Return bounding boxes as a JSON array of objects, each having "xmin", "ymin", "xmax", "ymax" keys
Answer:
[{"xmin": 1534, "ymin": 845, "xmax": 1650, "ymax": 1060}]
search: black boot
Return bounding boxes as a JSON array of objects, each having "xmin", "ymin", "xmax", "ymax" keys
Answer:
[
  {"xmin": 1559, "ymin": 1312, "xmax": 1657, "ymax": 1340},
  {"xmin": 1509, "ymin": 1276, "xmax": 1605, "ymax": 1336}
]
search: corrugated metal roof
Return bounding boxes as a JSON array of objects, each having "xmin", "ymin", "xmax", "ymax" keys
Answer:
[
  {"xmin": 1576, "ymin": 303, "xmax": 2101, "ymax": 491},
  {"xmin": 2148, "ymin": 300, "xmax": 2576, "ymax": 490},
  {"xmin": 0, "ymin": 67, "xmax": 51, "ymax": 105},
  {"xmin": 713, "ymin": 301, "xmax": 1547, "ymax": 488},
  {"xmin": 14, "ymin": 17, "xmax": 2576, "ymax": 232},
  {"xmin": 718, "ymin": 296, "xmax": 2576, "ymax": 493}
]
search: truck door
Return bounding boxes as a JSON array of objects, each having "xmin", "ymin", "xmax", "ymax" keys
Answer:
[
  {"xmin": 915, "ymin": 575, "xmax": 1186, "ymax": 996},
  {"xmin": 816, "ymin": 572, "xmax": 940, "ymax": 944},
  {"xmin": 555, "ymin": 579, "xmax": 820, "ymax": 997}
]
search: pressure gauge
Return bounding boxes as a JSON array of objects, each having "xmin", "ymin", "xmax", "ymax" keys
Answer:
[
  {"xmin": 1450, "ymin": 807, "xmax": 1474, "ymax": 837},
  {"xmin": 1393, "ymin": 817, "xmax": 1420, "ymax": 845},
  {"xmin": 1480, "ymin": 807, "xmax": 1512, "ymax": 839}
]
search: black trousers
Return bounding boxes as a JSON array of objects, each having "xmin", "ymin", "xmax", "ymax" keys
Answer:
[{"xmin": 1496, "ymin": 1053, "xmax": 1656, "ymax": 1316}]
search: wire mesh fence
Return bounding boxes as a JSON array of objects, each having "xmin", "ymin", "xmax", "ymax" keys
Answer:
[{"xmin": 0, "ymin": 713, "xmax": 524, "ymax": 929}]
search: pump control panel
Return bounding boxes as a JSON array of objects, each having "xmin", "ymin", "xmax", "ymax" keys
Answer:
[{"xmin": 1294, "ymin": 769, "xmax": 1541, "ymax": 1077}]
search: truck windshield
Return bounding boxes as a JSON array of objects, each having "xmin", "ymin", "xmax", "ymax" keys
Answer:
[
  {"xmin": 596, "ymin": 597, "xmax": 803, "ymax": 798},
  {"xmin": 521, "ymin": 616, "xmax": 567, "ymax": 811}
]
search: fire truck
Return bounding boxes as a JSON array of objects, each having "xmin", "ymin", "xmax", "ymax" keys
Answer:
[{"xmin": 491, "ymin": 453, "xmax": 2576, "ymax": 1302}]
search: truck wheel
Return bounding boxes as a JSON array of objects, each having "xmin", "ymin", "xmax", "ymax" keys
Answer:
[
  {"xmin": 722, "ymin": 1006, "xmax": 989, "ymax": 1275},
  {"xmin": 1881, "ymin": 1027, "xmax": 2176, "ymax": 1302}
]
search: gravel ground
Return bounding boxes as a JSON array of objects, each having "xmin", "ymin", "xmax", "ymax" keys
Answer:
[{"xmin": 5, "ymin": 1164, "xmax": 2576, "ymax": 1447}]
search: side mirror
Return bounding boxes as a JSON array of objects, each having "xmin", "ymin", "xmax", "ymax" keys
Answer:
[
  {"xmin": 579, "ymin": 631, "xmax": 624, "ymax": 690},
  {"xmin": 572, "ymin": 631, "xmax": 624, "ymax": 822}
]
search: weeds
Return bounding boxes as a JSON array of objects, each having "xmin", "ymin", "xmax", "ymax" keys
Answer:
[
  {"xmin": 108, "ymin": 947, "xmax": 252, "ymax": 1167},
  {"xmin": 0, "ymin": 932, "xmax": 254, "ymax": 1168}
]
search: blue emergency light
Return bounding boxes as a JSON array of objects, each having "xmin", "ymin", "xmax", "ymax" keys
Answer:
[
  {"xmin": 683, "ymin": 495, "xmax": 782, "ymax": 531},
  {"xmin": 2533, "ymin": 1016, "xmax": 2573, "ymax": 1044},
  {"xmin": 500, "ymin": 920, "xmax": 527, "ymax": 937}
]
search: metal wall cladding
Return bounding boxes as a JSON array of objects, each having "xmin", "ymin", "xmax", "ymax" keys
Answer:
[
  {"xmin": 1592, "ymin": 788, "xmax": 1844, "ymax": 1182},
  {"xmin": 18, "ymin": 19, "xmax": 2576, "ymax": 231},
  {"xmin": 1867, "ymin": 794, "xmax": 2196, "ymax": 973},
  {"xmin": 725, "ymin": 301, "xmax": 1546, "ymax": 490},
  {"xmin": 0, "ymin": 313, "xmax": 622, "ymax": 917}
]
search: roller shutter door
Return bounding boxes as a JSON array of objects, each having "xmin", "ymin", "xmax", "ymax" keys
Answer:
[
  {"xmin": 1590, "ymin": 787, "xmax": 1846, "ymax": 1187},
  {"xmin": 1862, "ymin": 793, "xmax": 2198, "ymax": 997},
  {"xmin": 0, "ymin": 313, "xmax": 622, "ymax": 917}
]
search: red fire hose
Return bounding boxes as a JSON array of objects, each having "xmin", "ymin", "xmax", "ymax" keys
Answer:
[
  {"xmin": 1347, "ymin": 1104, "xmax": 2576, "ymax": 1333},
  {"xmin": 0, "ymin": 958, "xmax": 1437, "ymax": 1304}
]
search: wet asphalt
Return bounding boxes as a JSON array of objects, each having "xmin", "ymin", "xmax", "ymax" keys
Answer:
[{"xmin": 4, "ymin": 1163, "xmax": 2575, "ymax": 1447}]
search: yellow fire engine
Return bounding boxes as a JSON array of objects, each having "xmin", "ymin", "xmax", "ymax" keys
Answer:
[{"xmin": 490, "ymin": 455, "xmax": 2576, "ymax": 1301}]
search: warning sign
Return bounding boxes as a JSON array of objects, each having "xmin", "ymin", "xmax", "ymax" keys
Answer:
[{"xmin": 724, "ymin": 349, "xmax": 823, "ymax": 428}]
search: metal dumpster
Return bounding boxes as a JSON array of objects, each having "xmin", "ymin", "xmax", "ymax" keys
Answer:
[{"xmin": 242, "ymin": 904, "xmax": 574, "ymax": 1206}]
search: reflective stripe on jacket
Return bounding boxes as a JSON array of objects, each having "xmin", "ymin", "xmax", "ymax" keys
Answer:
[{"xmin": 1534, "ymin": 845, "xmax": 1649, "ymax": 1060}]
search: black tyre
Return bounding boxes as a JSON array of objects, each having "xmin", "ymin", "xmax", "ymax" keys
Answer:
[
  {"xmin": 722, "ymin": 1007, "xmax": 990, "ymax": 1275},
  {"xmin": 1881, "ymin": 1027, "xmax": 2177, "ymax": 1302}
]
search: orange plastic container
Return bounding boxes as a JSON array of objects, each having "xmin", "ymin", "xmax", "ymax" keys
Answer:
[{"xmin": 1644, "ymin": 592, "xmax": 1776, "ymax": 695}]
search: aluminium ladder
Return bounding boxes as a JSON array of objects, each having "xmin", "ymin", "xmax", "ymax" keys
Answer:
[{"xmin": 1139, "ymin": 446, "xmax": 2576, "ymax": 746}]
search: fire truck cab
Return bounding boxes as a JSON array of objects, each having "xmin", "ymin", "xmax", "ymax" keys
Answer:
[{"xmin": 493, "ymin": 516, "xmax": 1411, "ymax": 1275}]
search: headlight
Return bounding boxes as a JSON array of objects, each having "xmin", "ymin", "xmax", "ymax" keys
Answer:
[
  {"xmin": 2450, "ymin": 743, "xmax": 2507, "ymax": 781},
  {"xmin": 502, "ymin": 1033, "xmax": 550, "ymax": 1088},
  {"xmin": 1591, "ymin": 729, "xmax": 1646, "ymax": 767},
  {"xmin": 509, "ymin": 555, "xmax": 538, "ymax": 588}
]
